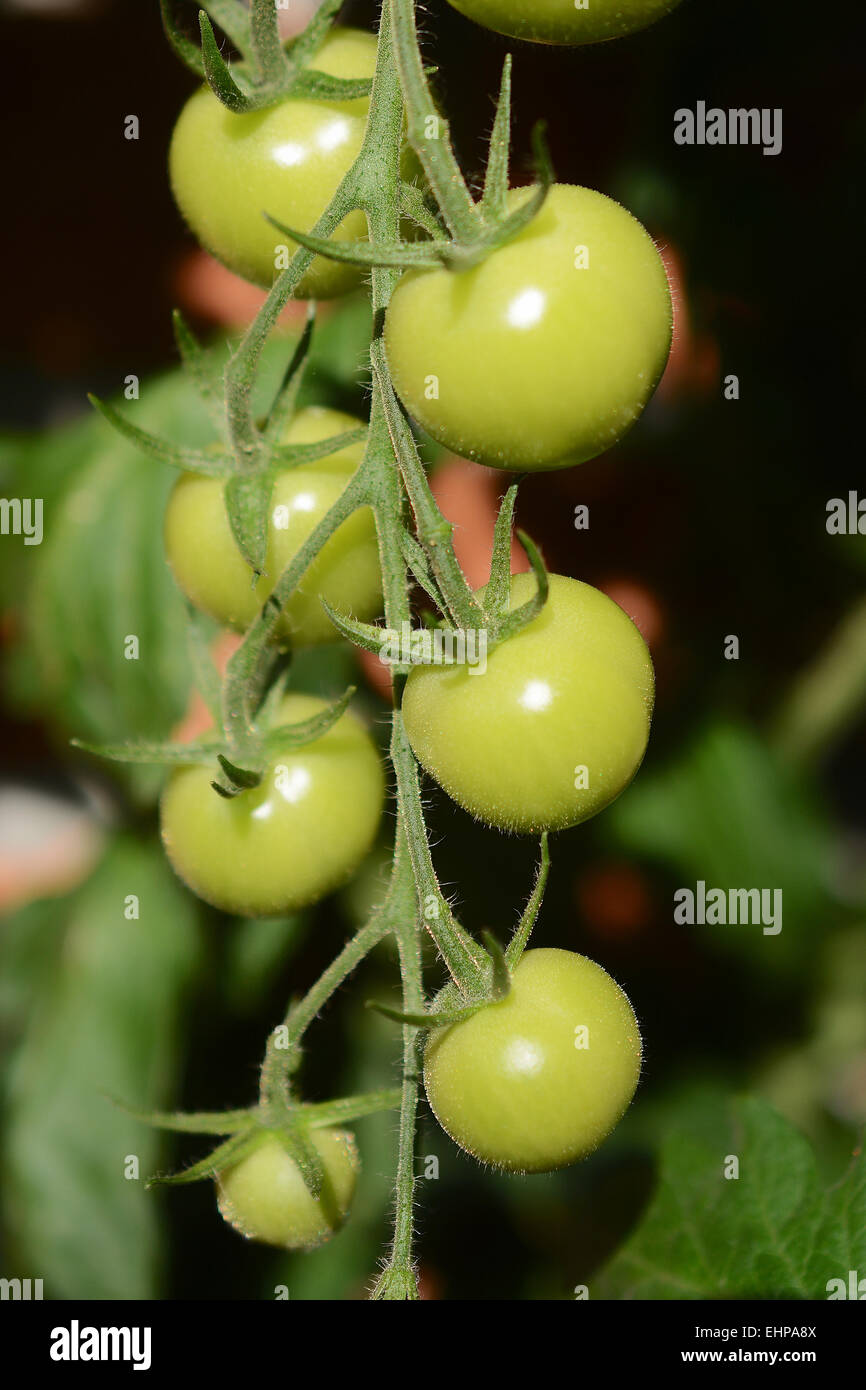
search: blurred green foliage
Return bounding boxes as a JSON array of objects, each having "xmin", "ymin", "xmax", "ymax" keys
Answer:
[{"xmin": 0, "ymin": 839, "xmax": 201, "ymax": 1299}]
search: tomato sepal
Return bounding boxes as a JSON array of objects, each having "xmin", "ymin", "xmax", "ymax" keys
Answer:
[
  {"xmin": 263, "ymin": 211, "xmax": 451, "ymax": 271},
  {"xmin": 262, "ymin": 684, "xmax": 357, "ymax": 753},
  {"xmin": 88, "ymin": 394, "xmax": 230, "ymax": 476}
]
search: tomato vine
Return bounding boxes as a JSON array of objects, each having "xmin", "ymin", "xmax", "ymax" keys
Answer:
[{"xmin": 85, "ymin": 0, "xmax": 677, "ymax": 1299}]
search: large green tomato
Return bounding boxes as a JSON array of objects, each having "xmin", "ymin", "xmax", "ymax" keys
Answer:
[
  {"xmin": 425, "ymin": 948, "xmax": 642, "ymax": 1172},
  {"xmin": 164, "ymin": 418, "xmax": 381, "ymax": 647},
  {"xmin": 160, "ymin": 693, "xmax": 385, "ymax": 915},
  {"xmin": 169, "ymin": 28, "xmax": 377, "ymax": 297},
  {"xmin": 216, "ymin": 1128, "xmax": 359, "ymax": 1249},
  {"xmin": 401, "ymin": 573, "xmax": 654, "ymax": 833},
  {"xmin": 446, "ymin": 0, "xmax": 684, "ymax": 45},
  {"xmin": 384, "ymin": 184, "xmax": 672, "ymax": 470}
]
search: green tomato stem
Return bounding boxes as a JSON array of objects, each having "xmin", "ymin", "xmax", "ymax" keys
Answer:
[
  {"xmin": 259, "ymin": 908, "xmax": 392, "ymax": 1108},
  {"xmin": 391, "ymin": 713, "xmax": 489, "ymax": 995}
]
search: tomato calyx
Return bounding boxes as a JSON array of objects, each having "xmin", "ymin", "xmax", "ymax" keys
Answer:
[
  {"xmin": 160, "ymin": 2, "xmax": 376, "ymax": 115},
  {"xmin": 262, "ymin": 100, "xmax": 555, "ymax": 278},
  {"xmin": 101, "ymin": 310, "xmax": 366, "ymax": 568},
  {"xmin": 90, "ymin": 314, "xmax": 369, "ymax": 575},
  {"xmin": 73, "ymin": 680, "xmax": 358, "ymax": 800},
  {"xmin": 368, "ymin": 835, "xmax": 550, "ymax": 1027},
  {"xmin": 369, "ymin": 930, "xmax": 511, "ymax": 1029},
  {"xmin": 123, "ymin": 1084, "xmax": 400, "ymax": 1199},
  {"xmin": 321, "ymin": 488, "xmax": 550, "ymax": 671}
]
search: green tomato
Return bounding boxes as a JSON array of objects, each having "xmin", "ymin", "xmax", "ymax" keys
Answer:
[
  {"xmin": 401, "ymin": 573, "xmax": 653, "ymax": 833},
  {"xmin": 446, "ymin": 0, "xmax": 684, "ymax": 45},
  {"xmin": 424, "ymin": 948, "xmax": 642, "ymax": 1172},
  {"xmin": 282, "ymin": 405, "xmax": 366, "ymax": 475},
  {"xmin": 384, "ymin": 184, "xmax": 672, "ymax": 470},
  {"xmin": 160, "ymin": 693, "xmax": 385, "ymax": 915},
  {"xmin": 164, "ymin": 464, "xmax": 381, "ymax": 649},
  {"xmin": 169, "ymin": 28, "xmax": 377, "ymax": 297},
  {"xmin": 216, "ymin": 1128, "xmax": 359, "ymax": 1250}
]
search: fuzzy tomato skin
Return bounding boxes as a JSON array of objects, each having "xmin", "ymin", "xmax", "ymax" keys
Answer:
[
  {"xmin": 446, "ymin": 0, "xmax": 684, "ymax": 45},
  {"xmin": 168, "ymin": 28, "xmax": 377, "ymax": 297},
  {"xmin": 384, "ymin": 184, "xmax": 672, "ymax": 470},
  {"xmin": 160, "ymin": 694, "xmax": 384, "ymax": 916},
  {"xmin": 424, "ymin": 948, "xmax": 642, "ymax": 1172},
  {"xmin": 401, "ymin": 573, "xmax": 654, "ymax": 833},
  {"xmin": 216, "ymin": 1128, "xmax": 359, "ymax": 1250},
  {"xmin": 164, "ymin": 453, "xmax": 381, "ymax": 648}
]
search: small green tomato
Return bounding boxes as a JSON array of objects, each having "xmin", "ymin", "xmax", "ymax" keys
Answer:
[
  {"xmin": 384, "ymin": 183, "xmax": 672, "ymax": 470},
  {"xmin": 164, "ymin": 456, "xmax": 381, "ymax": 648},
  {"xmin": 424, "ymin": 948, "xmax": 642, "ymax": 1172},
  {"xmin": 169, "ymin": 28, "xmax": 377, "ymax": 296},
  {"xmin": 217, "ymin": 1129, "xmax": 359, "ymax": 1250},
  {"xmin": 160, "ymin": 693, "xmax": 385, "ymax": 916},
  {"xmin": 401, "ymin": 572, "xmax": 654, "ymax": 833}
]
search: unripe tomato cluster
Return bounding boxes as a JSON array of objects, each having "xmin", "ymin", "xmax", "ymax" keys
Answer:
[
  {"xmin": 161, "ymin": 693, "xmax": 385, "ymax": 917},
  {"xmin": 157, "ymin": 8, "xmax": 679, "ymax": 1244},
  {"xmin": 385, "ymin": 185, "xmax": 672, "ymax": 471}
]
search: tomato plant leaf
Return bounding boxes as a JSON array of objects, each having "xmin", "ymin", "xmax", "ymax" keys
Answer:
[{"xmin": 596, "ymin": 1095, "xmax": 865, "ymax": 1300}]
